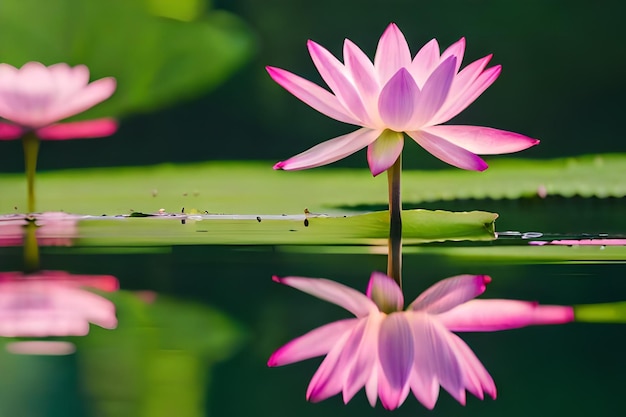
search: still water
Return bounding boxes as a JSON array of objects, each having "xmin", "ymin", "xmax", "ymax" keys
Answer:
[{"xmin": 0, "ymin": 198, "xmax": 624, "ymax": 417}]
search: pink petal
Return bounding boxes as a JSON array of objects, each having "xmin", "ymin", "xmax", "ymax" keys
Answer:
[
  {"xmin": 408, "ymin": 365, "xmax": 440, "ymax": 410},
  {"xmin": 307, "ymin": 329, "xmax": 352, "ymax": 402},
  {"xmin": 446, "ymin": 331, "xmax": 496, "ymax": 400},
  {"xmin": 0, "ymin": 122, "xmax": 24, "ymax": 140},
  {"xmin": 433, "ymin": 64, "xmax": 501, "ymax": 124},
  {"xmin": 343, "ymin": 314, "xmax": 382, "ymax": 403},
  {"xmin": 438, "ymin": 299, "xmax": 574, "ymax": 332},
  {"xmin": 36, "ymin": 118, "xmax": 118, "ymax": 140},
  {"xmin": 440, "ymin": 38, "xmax": 466, "ymax": 74},
  {"xmin": 42, "ymin": 77, "xmax": 116, "ymax": 125},
  {"xmin": 378, "ymin": 313, "xmax": 414, "ymax": 410},
  {"xmin": 378, "ymin": 68, "xmax": 419, "ymax": 131},
  {"xmin": 409, "ymin": 275, "xmax": 491, "ymax": 314},
  {"xmin": 272, "ymin": 275, "xmax": 378, "ymax": 317},
  {"xmin": 48, "ymin": 63, "xmax": 90, "ymax": 94},
  {"xmin": 422, "ymin": 125, "xmax": 539, "ymax": 155},
  {"xmin": 365, "ymin": 364, "xmax": 379, "ymax": 407},
  {"xmin": 409, "ymin": 38, "xmax": 440, "ymax": 87},
  {"xmin": 374, "ymin": 23, "xmax": 412, "ymax": 84},
  {"xmin": 367, "ymin": 130, "xmax": 404, "ymax": 176},
  {"xmin": 268, "ymin": 318, "xmax": 357, "ymax": 367},
  {"xmin": 273, "ymin": 127, "xmax": 381, "ymax": 171},
  {"xmin": 432, "ymin": 54, "xmax": 492, "ymax": 125},
  {"xmin": 310, "ymin": 318, "xmax": 368, "ymax": 402},
  {"xmin": 409, "ymin": 314, "xmax": 465, "ymax": 405},
  {"xmin": 266, "ymin": 66, "xmax": 359, "ymax": 125},
  {"xmin": 308, "ymin": 40, "xmax": 372, "ymax": 125},
  {"xmin": 343, "ymin": 39, "xmax": 381, "ymax": 118},
  {"xmin": 406, "ymin": 129, "xmax": 488, "ymax": 171},
  {"xmin": 378, "ymin": 364, "xmax": 411, "ymax": 410},
  {"xmin": 366, "ymin": 271, "xmax": 404, "ymax": 312},
  {"xmin": 409, "ymin": 56, "xmax": 456, "ymax": 128},
  {"xmin": 0, "ymin": 62, "xmax": 55, "ymax": 126}
]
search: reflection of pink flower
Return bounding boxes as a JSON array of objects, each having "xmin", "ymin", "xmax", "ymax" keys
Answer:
[
  {"xmin": 0, "ymin": 212, "xmax": 79, "ymax": 247},
  {"xmin": 268, "ymin": 23, "xmax": 538, "ymax": 176},
  {"xmin": 269, "ymin": 272, "xmax": 573, "ymax": 410},
  {"xmin": 530, "ymin": 239, "xmax": 626, "ymax": 246},
  {"xmin": 0, "ymin": 62, "xmax": 117, "ymax": 140},
  {"xmin": 0, "ymin": 270, "xmax": 118, "ymax": 337}
]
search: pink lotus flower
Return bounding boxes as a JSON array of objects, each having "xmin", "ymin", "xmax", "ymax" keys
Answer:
[
  {"xmin": 0, "ymin": 270, "xmax": 118, "ymax": 337},
  {"xmin": 0, "ymin": 62, "xmax": 117, "ymax": 140},
  {"xmin": 268, "ymin": 23, "xmax": 538, "ymax": 176},
  {"xmin": 268, "ymin": 272, "xmax": 573, "ymax": 409}
]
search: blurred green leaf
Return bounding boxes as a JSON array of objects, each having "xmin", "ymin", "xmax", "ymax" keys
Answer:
[
  {"xmin": 145, "ymin": 0, "xmax": 206, "ymax": 21},
  {"xmin": 76, "ymin": 290, "xmax": 244, "ymax": 417},
  {"xmin": 0, "ymin": 0, "xmax": 255, "ymax": 118}
]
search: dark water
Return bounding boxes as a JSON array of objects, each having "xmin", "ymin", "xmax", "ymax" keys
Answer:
[{"xmin": 0, "ymin": 200, "xmax": 624, "ymax": 417}]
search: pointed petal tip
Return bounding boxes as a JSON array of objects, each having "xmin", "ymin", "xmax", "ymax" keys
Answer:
[
  {"xmin": 273, "ymin": 161, "xmax": 285, "ymax": 170},
  {"xmin": 369, "ymin": 157, "xmax": 395, "ymax": 176},
  {"xmin": 271, "ymin": 275, "xmax": 282, "ymax": 283},
  {"xmin": 267, "ymin": 354, "xmax": 277, "ymax": 367},
  {"xmin": 482, "ymin": 275, "xmax": 492, "ymax": 285},
  {"xmin": 386, "ymin": 22, "xmax": 400, "ymax": 31},
  {"xmin": 546, "ymin": 305, "xmax": 575, "ymax": 324}
]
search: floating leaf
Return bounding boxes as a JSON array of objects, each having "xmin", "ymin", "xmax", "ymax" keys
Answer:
[
  {"xmin": 0, "ymin": 155, "xmax": 624, "ymax": 216},
  {"xmin": 72, "ymin": 209, "xmax": 497, "ymax": 246}
]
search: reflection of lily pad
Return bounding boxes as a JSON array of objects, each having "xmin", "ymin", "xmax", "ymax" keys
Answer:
[
  {"xmin": 73, "ymin": 209, "xmax": 497, "ymax": 246},
  {"xmin": 0, "ymin": 0, "xmax": 254, "ymax": 118}
]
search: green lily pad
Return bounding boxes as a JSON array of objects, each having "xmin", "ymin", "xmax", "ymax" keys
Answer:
[
  {"xmin": 0, "ymin": 0, "xmax": 255, "ymax": 118},
  {"xmin": 73, "ymin": 209, "xmax": 497, "ymax": 246},
  {"xmin": 1, "ymin": 155, "xmax": 624, "ymax": 216}
]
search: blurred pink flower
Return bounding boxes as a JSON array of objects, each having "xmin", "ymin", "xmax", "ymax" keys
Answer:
[
  {"xmin": 0, "ymin": 212, "xmax": 80, "ymax": 247},
  {"xmin": 0, "ymin": 62, "xmax": 117, "ymax": 140},
  {"xmin": 269, "ymin": 272, "xmax": 573, "ymax": 410},
  {"xmin": 0, "ymin": 270, "xmax": 118, "ymax": 337},
  {"xmin": 268, "ymin": 23, "xmax": 538, "ymax": 176}
]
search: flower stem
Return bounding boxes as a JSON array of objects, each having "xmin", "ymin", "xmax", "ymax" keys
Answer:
[
  {"xmin": 386, "ymin": 154, "xmax": 402, "ymax": 288},
  {"xmin": 23, "ymin": 219, "xmax": 40, "ymax": 273},
  {"xmin": 22, "ymin": 133, "xmax": 40, "ymax": 213}
]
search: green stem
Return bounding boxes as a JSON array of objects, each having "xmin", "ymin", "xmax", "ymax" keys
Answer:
[
  {"xmin": 23, "ymin": 219, "xmax": 40, "ymax": 273},
  {"xmin": 22, "ymin": 133, "xmax": 40, "ymax": 213},
  {"xmin": 386, "ymin": 154, "xmax": 402, "ymax": 288}
]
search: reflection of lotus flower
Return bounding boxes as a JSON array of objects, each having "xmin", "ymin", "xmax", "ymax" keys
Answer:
[
  {"xmin": 0, "ymin": 212, "xmax": 80, "ymax": 247},
  {"xmin": 268, "ymin": 23, "xmax": 538, "ymax": 176},
  {"xmin": 269, "ymin": 272, "xmax": 573, "ymax": 410},
  {"xmin": 0, "ymin": 270, "xmax": 118, "ymax": 337},
  {"xmin": 0, "ymin": 62, "xmax": 117, "ymax": 140}
]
